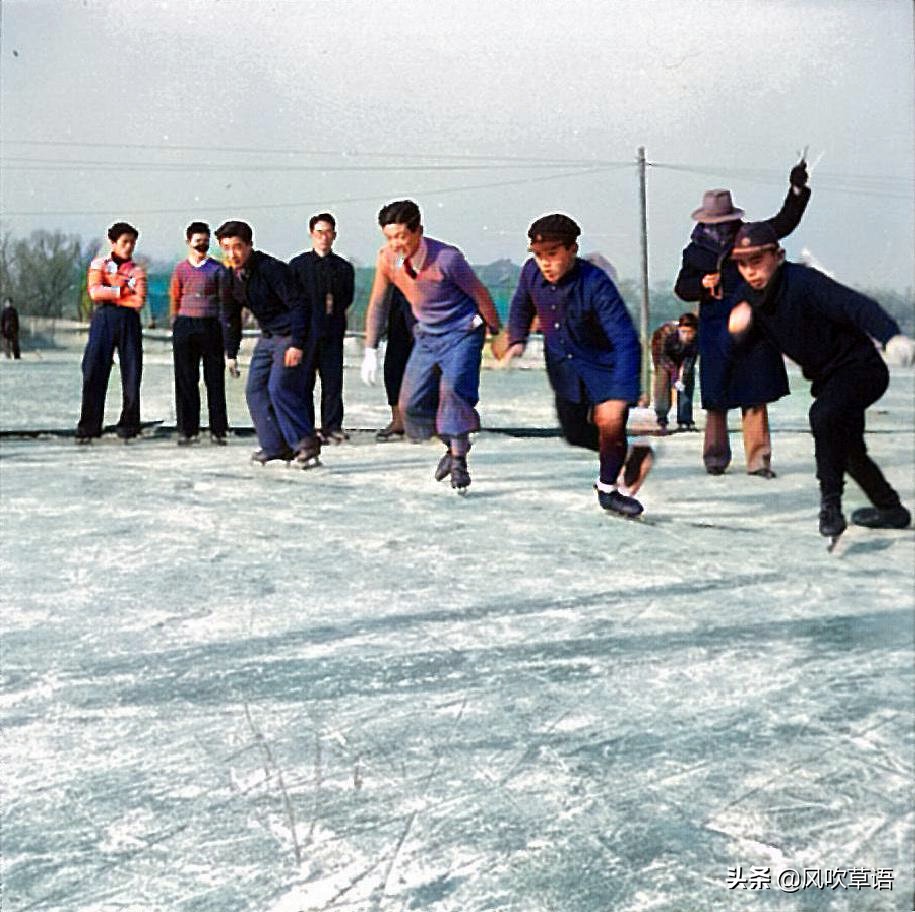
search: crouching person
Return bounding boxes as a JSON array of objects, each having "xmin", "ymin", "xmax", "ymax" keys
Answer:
[
  {"xmin": 216, "ymin": 220, "xmax": 321, "ymax": 468},
  {"xmin": 728, "ymin": 222, "xmax": 914, "ymax": 540}
]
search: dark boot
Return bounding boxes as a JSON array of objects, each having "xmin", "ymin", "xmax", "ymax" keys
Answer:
[
  {"xmin": 434, "ymin": 450, "xmax": 453, "ymax": 482},
  {"xmin": 450, "ymin": 455, "xmax": 471, "ymax": 490},
  {"xmin": 818, "ymin": 495, "xmax": 847, "ymax": 538},
  {"xmin": 252, "ymin": 447, "xmax": 294, "ymax": 464},
  {"xmin": 850, "ymin": 504, "xmax": 911, "ymax": 529},
  {"xmin": 597, "ymin": 486, "xmax": 644, "ymax": 517}
]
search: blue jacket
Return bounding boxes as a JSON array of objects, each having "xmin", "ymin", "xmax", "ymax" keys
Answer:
[
  {"xmin": 221, "ymin": 250, "xmax": 310, "ymax": 358},
  {"xmin": 508, "ymin": 258, "xmax": 641, "ymax": 404}
]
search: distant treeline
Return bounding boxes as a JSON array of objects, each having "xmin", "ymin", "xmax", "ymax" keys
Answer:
[{"xmin": 2, "ymin": 230, "xmax": 912, "ymax": 336}]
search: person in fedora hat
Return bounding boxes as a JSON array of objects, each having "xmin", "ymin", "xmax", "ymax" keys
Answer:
[
  {"xmin": 727, "ymin": 221, "xmax": 914, "ymax": 541},
  {"xmin": 674, "ymin": 158, "xmax": 811, "ymax": 477}
]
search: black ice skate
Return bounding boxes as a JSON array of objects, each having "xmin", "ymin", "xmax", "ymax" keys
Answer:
[
  {"xmin": 294, "ymin": 436, "xmax": 323, "ymax": 470},
  {"xmin": 819, "ymin": 496, "xmax": 847, "ymax": 551},
  {"xmin": 434, "ymin": 451, "xmax": 453, "ymax": 482},
  {"xmin": 251, "ymin": 447, "xmax": 294, "ymax": 465},
  {"xmin": 850, "ymin": 504, "xmax": 912, "ymax": 529},
  {"xmin": 596, "ymin": 486, "xmax": 644, "ymax": 518},
  {"xmin": 450, "ymin": 455, "xmax": 471, "ymax": 493}
]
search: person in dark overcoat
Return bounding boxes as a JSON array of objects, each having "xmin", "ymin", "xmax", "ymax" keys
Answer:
[{"xmin": 674, "ymin": 160, "xmax": 810, "ymax": 476}]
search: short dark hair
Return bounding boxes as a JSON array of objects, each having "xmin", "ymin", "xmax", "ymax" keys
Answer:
[
  {"xmin": 309, "ymin": 212, "xmax": 336, "ymax": 232},
  {"xmin": 215, "ymin": 220, "xmax": 253, "ymax": 244},
  {"xmin": 378, "ymin": 200, "xmax": 421, "ymax": 232},
  {"xmin": 108, "ymin": 222, "xmax": 139, "ymax": 242},
  {"xmin": 678, "ymin": 312, "xmax": 699, "ymax": 329},
  {"xmin": 186, "ymin": 221, "xmax": 210, "ymax": 240}
]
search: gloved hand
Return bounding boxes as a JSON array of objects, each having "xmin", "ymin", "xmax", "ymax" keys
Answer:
[
  {"xmin": 674, "ymin": 379, "xmax": 686, "ymax": 393},
  {"xmin": 125, "ymin": 276, "xmax": 138, "ymax": 291},
  {"xmin": 885, "ymin": 334, "xmax": 915, "ymax": 367},
  {"xmin": 226, "ymin": 357, "xmax": 240, "ymax": 378},
  {"xmin": 361, "ymin": 347, "xmax": 378, "ymax": 385},
  {"xmin": 789, "ymin": 160, "xmax": 809, "ymax": 190}
]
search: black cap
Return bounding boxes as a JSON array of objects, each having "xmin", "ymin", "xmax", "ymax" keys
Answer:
[
  {"xmin": 731, "ymin": 222, "xmax": 779, "ymax": 258},
  {"xmin": 527, "ymin": 213, "xmax": 581, "ymax": 244}
]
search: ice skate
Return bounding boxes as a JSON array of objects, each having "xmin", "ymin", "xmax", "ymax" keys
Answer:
[
  {"xmin": 320, "ymin": 428, "xmax": 349, "ymax": 445},
  {"xmin": 596, "ymin": 485, "xmax": 644, "ymax": 518},
  {"xmin": 294, "ymin": 436, "xmax": 323, "ymax": 470},
  {"xmin": 251, "ymin": 447, "xmax": 294, "ymax": 466},
  {"xmin": 819, "ymin": 496, "xmax": 846, "ymax": 551},
  {"xmin": 850, "ymin": 504, "xmax": 911, "ymax": 529},
  {"xmin": 177, "ymin": 433, "xmax": 199, "ymax": 447},
  {"xmin": 375, "ymin": 422, "xmax": 405, "ymax": 441},
  {"xmin": 434, "ymin": 451, "xmax": 453, "ymax": 482},
  {"xmin": 450, "ymin": 455, "xmax": 470, "ymax": 493},
  {"xmin": 210, "ymin": 433, "xmax": 228, "ymax": 446}
]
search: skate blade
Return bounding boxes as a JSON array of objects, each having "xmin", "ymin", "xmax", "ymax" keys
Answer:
[
  {"xmin": 826, "ymin": 533, "xmax": 843, "ymax": 553},
  {"xmin": 454, "ymin": 487, "xmax": 469, "ymax": 496}
]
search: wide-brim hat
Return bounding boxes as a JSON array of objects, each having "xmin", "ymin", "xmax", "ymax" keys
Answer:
[
  {"xmin": 731, "ymin": 222, "xmax": 780, "ymax": 258},
  {"xmin": 691, "ymin": 189, "xmax": 745, "ymax": 224}
]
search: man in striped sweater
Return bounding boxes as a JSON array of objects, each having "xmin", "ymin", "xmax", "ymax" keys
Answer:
[
  {"xmin": 76, "ymin": 222, "xmax": 147, "ymax": 443},
  {"xmin": 169, "ymin": 222, "xmax": 231, "ymax": 445}
]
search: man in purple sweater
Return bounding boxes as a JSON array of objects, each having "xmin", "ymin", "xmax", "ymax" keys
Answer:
[
  {"xmin": 169, "ymin": 221, "xmax": 231, "ymax": 445},
  {"xmin": 361, "ymin": 200, "xmax": 507, "ymax": 491}
]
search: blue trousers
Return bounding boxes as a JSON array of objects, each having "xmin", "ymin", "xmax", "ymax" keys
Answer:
[
  {"xmin": 77, "ymin": 305, "xmax": 143, "ymax": 438},
  {"xmin": 399, "ymin": 324, "xmax": 484, "ymax": 440},
  {"xmin": 246, "ymin": 335, "xmax": 315, "ymax": 455}
]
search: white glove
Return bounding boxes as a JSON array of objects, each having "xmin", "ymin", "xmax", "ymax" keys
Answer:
[
  {"xmin": 885, "ymin": 334, "xmax": 915, "ymax": 367},
  {"xmin": 674, "ymin": 379, "xmax": 685, "ymax": 393},
  {"xmin": 126, "ymin": 276, "xmax": 137, "ymax": 290},
  {"xmin": 361, "ymin": 347, "xmax": 378, "ymax": 385},
  {"xmin": 226, "ymin": 357, "xmax": 240, "ymax": 378}
]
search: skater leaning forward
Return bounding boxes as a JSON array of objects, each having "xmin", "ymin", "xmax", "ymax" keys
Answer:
[
  {"xmin": 361, "ymin": 200, "xmax": 507, "ymax": 491},
  {"xmin": 500, "ymin": 214, "xmax": 646, "ymax": 517},
  {"xmin": 728, "ymin": 222, "xmax": 915, "ymax": 541},
  {"xmin": 215, "ymin": 220, "xmax": 322, "ymax": 469},
  {"xmin": 76, "ymin": 222, "xmax": 147, "ymax": 443}
]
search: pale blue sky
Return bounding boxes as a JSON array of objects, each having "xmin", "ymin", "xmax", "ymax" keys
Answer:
[{"xmin": 1, "ymin": 0, "xmax": 912, "ymax": 290}]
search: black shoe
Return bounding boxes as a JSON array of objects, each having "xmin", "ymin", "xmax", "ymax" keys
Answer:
[
  {"xmin": 434, "ymin": 451, "xmax": 453, "ymax": 482},
  {"xmin": 597, "ymin": 486, "xmax": 644, "ymax": 517},
  {"xmin": 75, "ymin": 436, "xmax": 93, "ymax": 446},
  {"xmin": 177, "ymin": 434, "xmax": 199, "ymax": 447},
  {"xmin": 251, "ymin": 447, "xmax": 294, "ymax": 464},
  {"xmin": 450, "ymin": 455, "xmax": 471, "ymax": 490},
  {"xmin": 706, "ymin": 466, "xmax": 726, "ymax": 476},
  {"xmin": 320, "ymin": 428, "xmax": 349, "ymax": 445},
  {"xmin": 748, "ymin": 467, "xmax": 777, "ymax": 479},
  {"xmin": 850, "ymin": 504, "xmax": 911, "ymax": 529},
  {"xmin": 210, "ymin": 433, "xmax": 228, "ymax": 446},
  {"xmin": 819, "ymin": 497, "xmax": 847, "ymax": 538},
  {"xmin": 375, "ymin": 423, "xmax": 405, "ymax": 441}
]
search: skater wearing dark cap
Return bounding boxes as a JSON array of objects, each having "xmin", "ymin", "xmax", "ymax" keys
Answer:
[
  {"xmin": 651, "ymin": 312, "xmax": 698, "ymax": 432},
  {"xmin": 361, "ymin": 200, "xmax": 506, "ymax": 491},
  {"xmin": 216, "ymin": 220, "xmax": 321, "ymax": 468},
  {"xmin": 675, "ymin": 159, "xmax": 811, "ymax": 477},
  {"xmin": 501, "ymin": 214, "xmax": 646, "ymax": 517},
  {"xmin": 76, "ymin": 222, "xmax": 146, "ymax": 443},
  {"xmin": 728, "ymin": 222, "xmax": 915, "ymax": 543}
]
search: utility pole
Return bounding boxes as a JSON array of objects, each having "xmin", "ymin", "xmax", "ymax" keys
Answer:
[{"xmin": 637, "ymin": 146, "xmax": 651, "ymax": 400}]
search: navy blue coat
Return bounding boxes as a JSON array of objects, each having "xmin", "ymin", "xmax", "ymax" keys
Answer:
[{"xmin": 674, "ymin": 186, "xmax": 810, "ymax": 409}]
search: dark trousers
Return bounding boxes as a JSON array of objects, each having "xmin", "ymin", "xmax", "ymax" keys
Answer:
[
  {"xmin": 246, "ymin": 335, "xmax": 315, "ymax": 456},
  {"xmin": 77, "ymin": 306, "xmax": 143, "ymax": 438},
  {"xmin": 2, "ymin": 335, "xmax": 20, "ymax": 359},
  {"xmin": 172, "ymin": 316, "xmax": 228, "ymax": 437},
  {"xmin": 808, "ymin": 359, "xmax": 899, "ymax": 507},
  {"xmin": 555, "ymin": 385, "xmax": 629, "ymax": 486},
  {"xmin": 306, "ymin": 330, "xmax": 345, "ymax": 432},
  {"xmin": 384, "ymin": 302, "xmax": 415, "ymax": 407},
  {"xmin": 653, "ymin": 362, "xmax": 695, "ymax": 425}
]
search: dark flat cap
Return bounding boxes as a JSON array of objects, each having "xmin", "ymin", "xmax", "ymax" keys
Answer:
[{"xmin": 528, "ymin": 213, "xmax": 581, "ymax": 243}]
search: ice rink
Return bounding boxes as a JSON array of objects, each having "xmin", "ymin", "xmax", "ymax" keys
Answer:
[{"xmin": 1, "ymin": 346, "xmax": 913, "ymax": 912}]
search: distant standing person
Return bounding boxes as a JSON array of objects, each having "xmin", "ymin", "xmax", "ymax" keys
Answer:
[
  {"xmin": 651, "ymin": 312, "xmax": 698, "ymax": 431},
  {"xmin": 289, "ymin": 213, "xmax": 355, "ymax": 444},
  {"xmin": 500, "ymin": 214, "xmax": 646, "ymax": 517},
  {"xmin": 1, "ymin": 298, "xmax": 21, "ymax": 359},
  {"xmin": 216, "ymin": 220, "xmax": 321, "ymax": 468},
  {"xmin": 376, "ymin": 284, "xmax": 415, "ymax": 439},
  {"xmin": 76, "ymin": 222, "xmax": 146, "ymax": 443},
  {"xmin": 675, "ymin": 158, "xmax": 811, "ymax": 477},
  {"xmin": 169, "ymin": 221, "xmax": 230, "ymax": 445},
  {"xmin": 360, "ymin": 199, "xmax": 506, "ymax": 491},
  {"xmin": 728, "ymin": 222, "xmax": 914, "ymax": 542}
]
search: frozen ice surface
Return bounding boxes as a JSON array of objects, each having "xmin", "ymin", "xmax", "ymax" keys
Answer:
[{"xmin": 1, "ymin": 348, "xmax": 913, "ymax": 912}]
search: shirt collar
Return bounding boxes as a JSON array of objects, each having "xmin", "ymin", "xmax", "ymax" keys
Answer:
[{"xmin": 409, "ymin": 237, "xmax": 428, "ymax": 273}]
